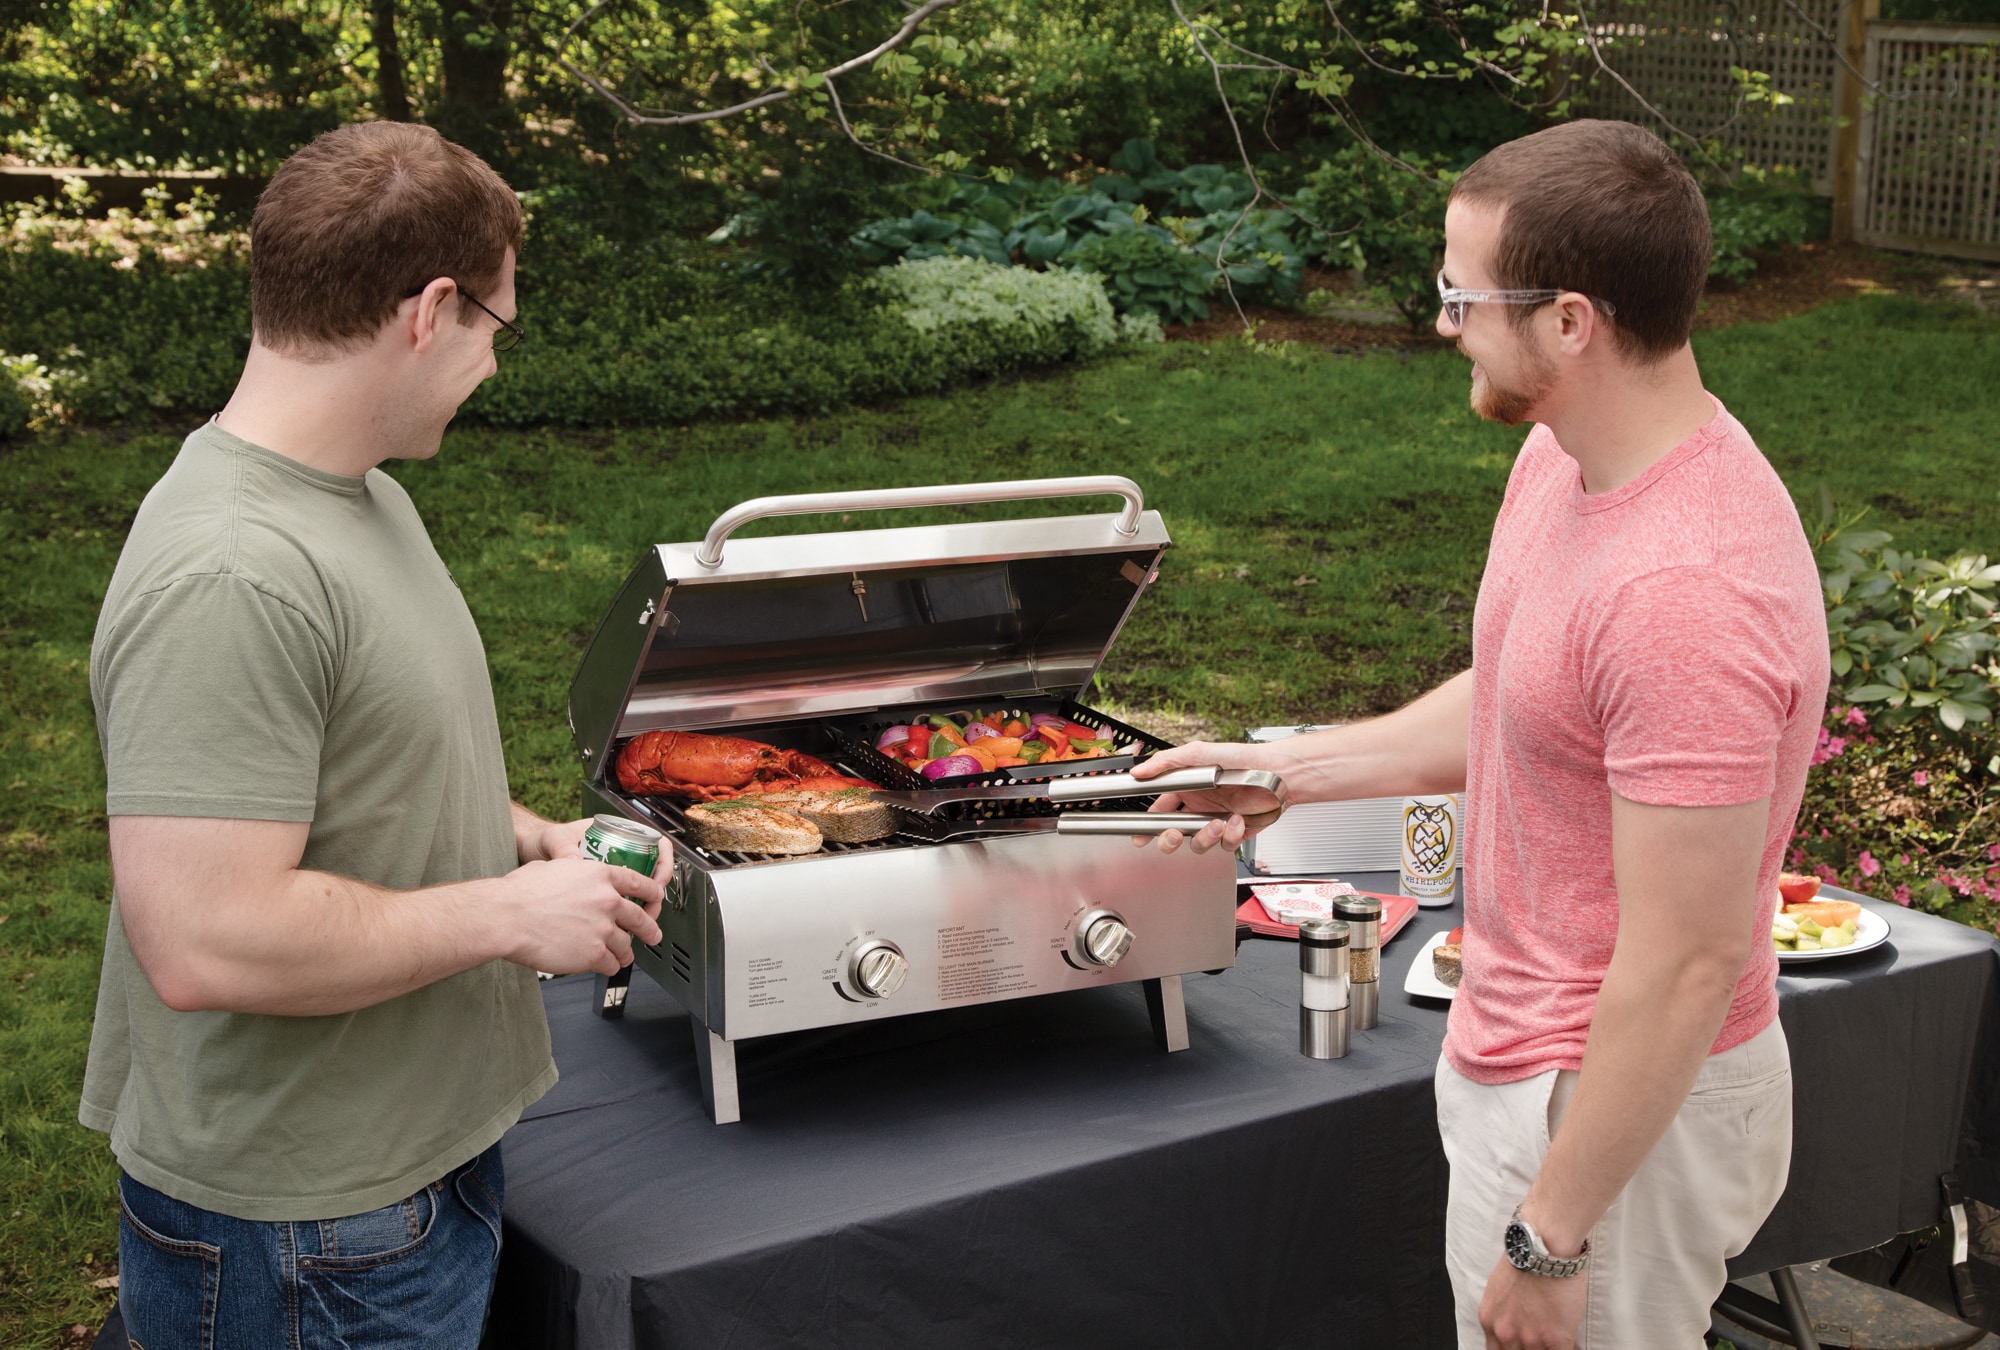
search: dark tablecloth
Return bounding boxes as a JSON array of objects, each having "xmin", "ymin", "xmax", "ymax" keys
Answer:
[{"xmin": 484, "ymin": 880, "xmax": 1999, "ymax": 1350}]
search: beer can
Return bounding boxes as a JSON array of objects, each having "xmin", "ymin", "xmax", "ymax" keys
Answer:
[
  {"xmin": 1399, "ymin": 795, "xmax": 1459, "ymax": 907},
  {"xmin": 582, "ymin": 814, "xmax": 662, "ymax": 881}
]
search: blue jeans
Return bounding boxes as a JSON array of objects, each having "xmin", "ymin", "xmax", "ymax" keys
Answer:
[{"xmin": 117, "ymin": 1142, "xmax": 504, "ymax": 1350}]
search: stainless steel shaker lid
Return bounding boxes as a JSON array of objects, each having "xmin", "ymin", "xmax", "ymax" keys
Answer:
[
  {"xmin": 1298, "ymin": 918, "xmax": 1349, "ymax": 947},
  {"xmin": 1331, "ymin": 895, "xmax": 1382, "ymax": 921}
]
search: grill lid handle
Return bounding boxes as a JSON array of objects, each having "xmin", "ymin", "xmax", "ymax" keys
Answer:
[{"xmin": 693, "ymin": 476, "xmax": 1146, "ymax": 568}]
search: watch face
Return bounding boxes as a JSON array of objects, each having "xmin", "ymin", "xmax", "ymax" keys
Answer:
[{"xmin": 1505, "ymin": 1219, "xmax": 1534, "ymax": 1269}]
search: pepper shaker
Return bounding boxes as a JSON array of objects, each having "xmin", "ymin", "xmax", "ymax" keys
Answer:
[
  {"xmin": 1333, "ymin": 895, "xmax": 1381, "ymax": 1030},
  {"xmin": 1299, "ymin": 918, "xmax": 1350, "ymax": 1059}
]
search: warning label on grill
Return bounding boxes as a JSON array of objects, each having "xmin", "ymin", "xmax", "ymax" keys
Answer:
[
  {"xmin": 746, "ymin": 957, "xmax": 788, "ymax": 1008},
  {"xmin": 936, "ymin": 925, "xmax": 1036, "ymax": 1003}
]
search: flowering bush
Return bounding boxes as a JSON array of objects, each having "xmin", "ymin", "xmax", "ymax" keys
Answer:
[
  {"xmin": 1792, "ymin": 701, "xmax": 2000, "ymax": 922},
  {"xmin": 1792, "ymin": 507, "xmax": 2000, "ymax": 928}
]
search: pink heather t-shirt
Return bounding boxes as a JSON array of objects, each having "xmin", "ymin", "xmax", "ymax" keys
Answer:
[{"xmin": 1443, "ymin": 396, "xmax": 1829, "ymax": 1086}]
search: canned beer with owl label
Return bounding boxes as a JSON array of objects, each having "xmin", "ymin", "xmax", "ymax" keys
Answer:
[{"xmin": 1400, "ymin": 795, "xmax": 1459, "ymax": 906}]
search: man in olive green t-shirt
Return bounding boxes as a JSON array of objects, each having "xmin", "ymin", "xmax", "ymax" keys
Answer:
[{"xmin": 84, "ymin": 123, "xmax": 663, "ymax": 1348}]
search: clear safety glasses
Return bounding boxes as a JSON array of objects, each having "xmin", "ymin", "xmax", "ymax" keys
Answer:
[{"xmin": 1435, "ymin": 269, "xmax": 1617, "ymax": 330}]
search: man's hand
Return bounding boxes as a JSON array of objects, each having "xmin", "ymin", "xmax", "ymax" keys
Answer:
[
  {"xmin": 490, "ymin": 857, "xmax": 664, "ymax": 977},
  {"xmin": 1130, "ymin": 741, "xmax": 1283, "ymax": 855},
  {"xmin": 1480, "ymin": 1261, "xmax": 1586, "ymax": 1350},
  {"xmin": 520, "ymin": 813, "xmax": 590, "ymax": 864}
]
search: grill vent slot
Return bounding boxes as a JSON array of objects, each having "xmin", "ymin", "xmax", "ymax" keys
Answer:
[{"xmin": 670, "ymin": 942, "xmax": 694, "ymax": 981}]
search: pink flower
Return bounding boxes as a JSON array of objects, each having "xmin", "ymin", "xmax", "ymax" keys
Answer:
[
  {"xmin": 1894, "ymin": 885, "xmax": 1912, "ymax": 906},
  {"xmin": 1814, "ymin": 863, "xmax": 1840, "ymax": 884},
  {"xmin": 1989, "ymin": 844, "xmax": 2000, "ymax": 862},
  {"xmin": 1899, "ymin": 854, "xmax": 1910, "ymax": 865},
  {"xmin": 1912, "ymin": 770, "xmax": 1929, "ymax": 787},
  {"xmin": 1843, "ymin": 706, "xmax": 1869, "ymax": 728},
  {"xmin": 1858, "ymin": 851, "xmax": 1881, "ymax": 878},
  {"xmin": 1810, "ymin": 727, "xmax": 1848, "ymax": 766}
]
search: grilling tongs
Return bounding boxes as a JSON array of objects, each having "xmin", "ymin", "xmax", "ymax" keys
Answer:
[{"xmin": 869, "ymin": 766, "xmax": 1287, "ymax": 840}]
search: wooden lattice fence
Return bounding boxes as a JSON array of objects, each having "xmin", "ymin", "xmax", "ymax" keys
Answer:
[
  {"xmin": 1855, "ymin": 24, "xmax": 2000, "ymax": 262},
  {"xmin": 1583, "ymin": 0, "xmax": 1844, "ymax": 192}
]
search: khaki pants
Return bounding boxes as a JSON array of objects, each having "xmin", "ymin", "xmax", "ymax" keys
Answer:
[{"xmin": 1435, "ymin": 1019, "xmax": 1793, "ymax": 1349}]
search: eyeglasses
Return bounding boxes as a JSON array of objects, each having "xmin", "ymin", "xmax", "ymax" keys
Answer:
[
  {"xmin": 401, "ymin": 283, "xmax": 526, "ymax": 353},
  {"xmin": 1436, "ymin": 269, "xmax": 1616, "ymax": 330}
]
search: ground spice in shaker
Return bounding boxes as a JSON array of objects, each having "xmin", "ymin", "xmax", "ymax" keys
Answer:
[{"xmin": 1333, "ymin": 895, "xmax": 1381, "ymax": 1030}]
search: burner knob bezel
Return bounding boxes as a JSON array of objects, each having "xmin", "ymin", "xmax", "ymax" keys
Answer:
[
  {"xmin": 1075, "ymin": 910, "xmax": 1134, "ymax": 968},
  {"xmin": 849, "ymin": 939, "xmax": 910, "ymax": 999}
]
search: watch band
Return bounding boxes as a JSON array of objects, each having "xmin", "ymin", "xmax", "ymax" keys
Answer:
[{"xmin": 1504, "ymin": 1206, "xmax": 1590, "ymax": 1278}]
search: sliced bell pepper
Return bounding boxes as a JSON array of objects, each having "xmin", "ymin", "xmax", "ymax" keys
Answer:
[
  {"xmin": 1002, "ymin": 719, "xmax": 1028, "ymax": 738},
  {"xmin": 1033, "ymin": 728, "xmax": 1070, "ymax": 758}
]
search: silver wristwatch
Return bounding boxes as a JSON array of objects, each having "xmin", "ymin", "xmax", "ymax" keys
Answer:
[{"xmin": 1503, "ymin": 1206, "xmax": 1590, "ymax": 1278}]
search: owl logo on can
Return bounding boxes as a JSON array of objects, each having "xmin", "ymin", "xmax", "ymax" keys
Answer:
[{"xmin": 1400, "ymin": 796, "xmax": 1459, "ymax": 902}]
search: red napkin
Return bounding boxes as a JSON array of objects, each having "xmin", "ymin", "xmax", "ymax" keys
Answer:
[{"xmin": 1234, "ymin": 889, "xmax": 1420, "ymax": 944}]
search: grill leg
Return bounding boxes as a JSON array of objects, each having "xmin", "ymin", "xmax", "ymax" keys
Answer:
[
  {"xmin": 690, "ymin": 1020, "xmax": 741, "ymax": 1124},
  {"xmin": 592, "ymin": 966, "xmax": 634, "ymax": 1020},
  {"xmin": 1144, "ymin": 975, "xmax": 1190, "ymax": 1053}
]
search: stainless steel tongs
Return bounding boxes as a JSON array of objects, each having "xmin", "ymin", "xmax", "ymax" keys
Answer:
[
  {"xmin": 910, "ymin": 809, "xmax": 1281, "ymax": 842},
  {"xmin": 866, "ymin": 766, "xmax": 1287, "ymax": 817}
]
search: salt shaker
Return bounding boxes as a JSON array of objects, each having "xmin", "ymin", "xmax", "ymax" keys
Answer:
[
  {"xmin": 1333, "ymin": 894, "xmax": 1382, "ymax": 1030},
  {"xmin": 1299, "ymin": 918, "xmax": 1350, "ymax": 1059}
]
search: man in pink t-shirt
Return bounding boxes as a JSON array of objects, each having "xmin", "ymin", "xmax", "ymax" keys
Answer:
[{"xmin": 1140, "ymin": 120, "xmax": 1828, "ymax": 1348}]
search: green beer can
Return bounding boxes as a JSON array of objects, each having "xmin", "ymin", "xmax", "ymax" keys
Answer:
[{"xmin": 582, "ymin": 814, "xmax": 663, "ymax": 879}]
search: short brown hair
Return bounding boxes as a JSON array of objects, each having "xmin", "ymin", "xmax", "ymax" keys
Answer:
[
  {"xmin": 1450, "ymin": 120, "xmax": 1710, "ymax": 360},
  {"xmin": 250, "ymin": 122, "xmax": 522, "ymax": 355}
]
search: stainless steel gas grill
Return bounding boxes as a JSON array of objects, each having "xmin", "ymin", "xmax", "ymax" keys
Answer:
[{"xmin": 568, "ymin": 477, "xmax": 1265, "ymax": 1123}]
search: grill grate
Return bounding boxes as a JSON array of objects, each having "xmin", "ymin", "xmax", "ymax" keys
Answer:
[
  {"xmin": 826, "ymin": 698, "xmax": 1173, "ymax": 821},
  {"xmin": 621, "ymin": 792, "xmax": 948, "ymax": 869},
  {"xmin": 606, "ymin": 698, "xmax": 1172, "ymax": 865}
]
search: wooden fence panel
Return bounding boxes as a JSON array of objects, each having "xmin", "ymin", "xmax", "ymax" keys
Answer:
[
  {"xmin": 1585, "ymin": 0, "xmax": 1844, "ymax": 192},
  {"xmin": 1855, "ymin": 24, "xmax": 2000, "ymax": 261}
]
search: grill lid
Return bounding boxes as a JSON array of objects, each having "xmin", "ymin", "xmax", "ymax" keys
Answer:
[{"xmin": 568, "ymin": 477, "xmax": 1170, "ymax": 771}]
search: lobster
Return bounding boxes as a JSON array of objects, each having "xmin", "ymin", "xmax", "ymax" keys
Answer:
[{"xmin": 615, "ymin": 729, "xmax": 873, "ymax": 802}]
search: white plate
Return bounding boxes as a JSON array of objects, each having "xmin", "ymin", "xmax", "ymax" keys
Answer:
[
  {"xmin": 1403, "ymin": 929, "xmax": 1459, "ymax": 1000},
  {"xmin": 1776, "ymin": 905, "xmax": 1891, "ymax": 964}
]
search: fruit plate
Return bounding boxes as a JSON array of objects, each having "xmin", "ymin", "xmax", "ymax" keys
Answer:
[
  {"xmin": 1777, "ymin": 906, "xmax": 1891, "ymax": 964},
  {"xmin": 1404, "ymin": 929, "xmax": 1458, "ymax": 1001}
]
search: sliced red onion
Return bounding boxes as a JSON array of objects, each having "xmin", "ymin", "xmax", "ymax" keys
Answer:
[
  {"xmin": 921, "ymin": 753, "xmax": 984, "ymax": 780},
  {"xmin": 1029, "ymin": 712, "xmax": 1067, "ymax": 728},
  {"xmin": 876, "ymin": 725, "xmax": 912, "ymax": 752},
  {"xmin": 964, "ymin": 722, "xmax": 996, "ymax": 741}
]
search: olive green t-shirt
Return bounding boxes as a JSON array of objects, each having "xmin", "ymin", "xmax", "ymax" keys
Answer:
[{"xmin": 81, "ymin": 421, "xmax": 556, "ymax": 1222}]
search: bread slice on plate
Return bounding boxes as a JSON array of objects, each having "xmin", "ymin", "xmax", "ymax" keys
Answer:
[
  {"xmin": 750, "ymin": 789, "xmax": 899, "ymax": 843},
  {"xmin": 684, "ymin": 803, "xmax": 823, "ymax": 855}
]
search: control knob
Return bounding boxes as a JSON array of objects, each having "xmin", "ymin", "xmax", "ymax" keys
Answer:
[
  {"xmin": 849, "ymin": 939, "xmax": 910, "ymax": 999},
  {"xmin": 1075, "ymin": 910, "xmax": 1134, "ymax": 968}
]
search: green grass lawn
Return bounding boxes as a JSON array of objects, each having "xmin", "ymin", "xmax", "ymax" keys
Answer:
[{"xmin": 1, "ymin": 293, "xmax": 1995, "ymax": 1344}]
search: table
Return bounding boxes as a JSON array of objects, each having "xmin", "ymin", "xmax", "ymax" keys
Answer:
[{"xmin": 482, "ymin": 880, "xmax": 2000, "ymax": 1350}]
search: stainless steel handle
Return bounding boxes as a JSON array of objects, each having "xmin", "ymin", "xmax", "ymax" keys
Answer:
[
  {"xmin": 1045, "ymin": 767, "xmax": 1220, "ymax": 802},
  {"xmin": 693, "ymin": 476, "xmax": 1146, "ymax": 568},
  {"xmin": 1048, "ymin": 766, "xmax": 1287, "ymax": 810},
  {"xmin": 1055, "ymin": 812, "xmax": 1234, "ymax": 837}
]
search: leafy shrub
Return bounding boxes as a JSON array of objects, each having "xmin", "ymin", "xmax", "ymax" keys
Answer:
[
  {"xmin": 1065, "ymin": 229, "xmax": 1217, "ymax": 325},
  {"xmin": 1817, "ymin": 512, "xmax": 1998, "ymax": 733},
  {"xmin": 1294, "ymin": 147, "xmax": 1454, "ymax": 329},
  {"xmin": 0, "ymin": 355, "xmax": 36, "ymax": 439},
  {"xmin": 1792, "ymin": 508, "xmax": 2000, "ymax": 925},
  {"xmin": 468, "ymin": 257, "xmax": 1134, "ymax": 427},
  {"xmin": 1707, "ymin": 176, "xmax": 1829, "ymax": 283},
  {"xmin": 852, "ymin": 142, "xmax": 1307, "ymax": 321},
  {"xmin": 0, "ymin": 187, "xmax": 1139, "ymax": 429}
]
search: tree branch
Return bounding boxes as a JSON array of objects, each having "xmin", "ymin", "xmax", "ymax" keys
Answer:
[{"xmin": 557, "ymin": 0, "xmax": 962, "ymax": 129}]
